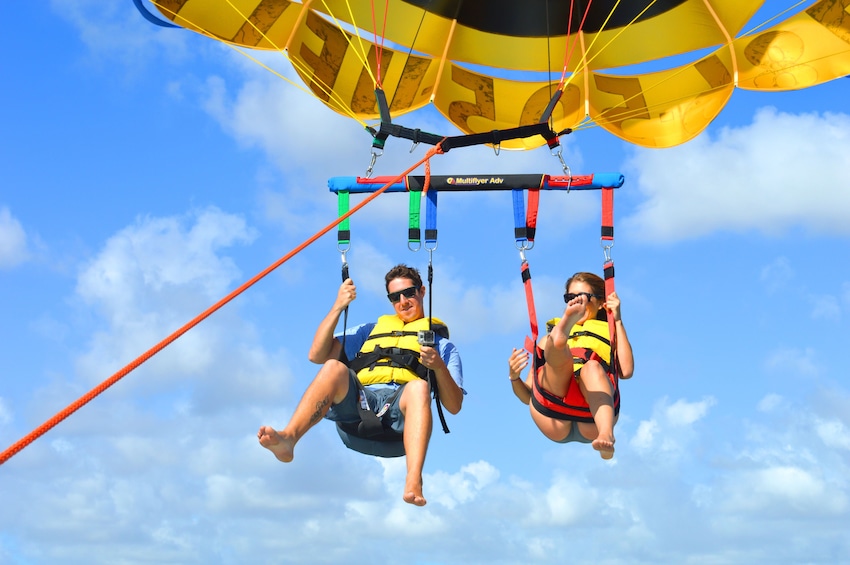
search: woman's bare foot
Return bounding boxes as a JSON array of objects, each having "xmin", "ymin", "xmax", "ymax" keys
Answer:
[
  {"xmin": 258, "ymin": 425, "xmax": 295, "ymax": 463},
  {"xmin": 551, "ymin": 298, "xmax": 587, "ymax": 349},
  {"xmin": 403, "ymin": 475, "xmax": 427, "ymax": 506},
  {"xmin": 592, "ymin": 434, "xmax": 615, "ymax": 460}
]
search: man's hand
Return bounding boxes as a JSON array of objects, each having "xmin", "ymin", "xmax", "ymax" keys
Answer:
[
  {"xmin": 418, "ymin": 345, "xmax": 446, "ymax": 371},
  {"xmin": 335, "ymin": 278, "xmax": 357, "ymax": 311}
]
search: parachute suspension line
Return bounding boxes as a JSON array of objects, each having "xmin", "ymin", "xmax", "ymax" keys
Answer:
[
  {"xmin": 563, "ymin": 0, "xmax": 657, "ymax": 88},
  {"xmin": 576, "ymin": 64, "xmax": 733, "ymax": 134},
  {"xmin": 742, "ymin": 1, "xmax": 809, "ymax": 38},
  {"xmin": 557, "ymin": 0, "xmax": 595, "ymax": 91},
  {"xmin": 701, "ymin": 0, "xmax": 739, "ymax": 87},
  {"xmin": 307, "ymin": 0, "xmax": 377, "ymax": 85},
  {"xmin": 0, "ymin": 146, "xmax": 445, "ymax": 468},
  {"xmin": 551, "ymin": 0, "xmax": 737, "ymax": 134},
  {"xmin": 545, "ymin": 0, "xmax": 553, "ymax": 99},
  {"xmin": 370, "ymin": 0, "xmax": 390, "ymax": 87}
]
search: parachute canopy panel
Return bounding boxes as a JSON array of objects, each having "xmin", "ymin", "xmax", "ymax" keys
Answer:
[{"xmin": 152, "ymin": 0, "xmax": 850, "ymax": 149}]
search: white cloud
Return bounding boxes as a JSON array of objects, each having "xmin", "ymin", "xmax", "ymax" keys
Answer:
[
  {"xmin": 757, "ymin": 393, "xmax": 785, "ymax": 412},
  {"xmin": 814, "ymin": 418, "xmax": 850, "ymax": 451},
  {"xmin": 630, "ymin": 396, "xmax": 715, "ymax": 457},
  {"xmin": 811, "ymin": 294, "xmax": 841, "ymax": 321},
  {"xmin": 425, "ymin": 460, "xmax": 500, "ymax": 509},
  {"xmin": 760, "ymin": 256, "xmax": 793, "ymax": 293},
  {"xmin": 72, "ymin": 207, "xmax": 260, "ymax": 388},
  {"xmin": 541, "ymin": 473, "xmax": 600, "ymax": 525},
  {"xmin": 623, "ymin": 108, "xmax": 850, "ymax": 241},
  {"xmin": 720, "ymin": 466, "xmax": 848, "ymax": 516},
  {"xmin": 52, "ymin": 0, "xmax": 193, "ymax": 67},
  {"xmin": 666, "ymin": 397, "xmax": 716, "ymax": 426},
  {"xmin": 0, "ymin": 206, "xmax": 29, "ymax": 269},
  {"xmin": 764, "ymin": 347, "xmax": 821, "ymax": 378}
]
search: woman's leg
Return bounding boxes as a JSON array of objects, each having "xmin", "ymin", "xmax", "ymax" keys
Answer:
[{"xmin": 576, "ymin": 360, "xmax": 615, "ymax": 459}]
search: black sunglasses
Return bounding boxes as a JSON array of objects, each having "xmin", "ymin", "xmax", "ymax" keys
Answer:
[
  {"xmin": 388, "ymin": 285, "xmax": 420, "ymax": 303},
  {"xmin": 564, "ymin": 291, "xmax": 601, "ymax": 303}
]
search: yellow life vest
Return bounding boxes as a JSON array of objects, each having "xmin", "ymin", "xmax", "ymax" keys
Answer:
[
  {"xmin": 351, "ymin": 315, "xmax": 449, "ymax": 386},
  {"xmin": 545, "ymin": 317, "xmax": 612, "ymax": 371}
]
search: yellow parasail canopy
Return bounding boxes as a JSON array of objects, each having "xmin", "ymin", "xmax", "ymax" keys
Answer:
[{"xmin": 150, "ymin": 0, "xmax": 850, "ymax": 149}]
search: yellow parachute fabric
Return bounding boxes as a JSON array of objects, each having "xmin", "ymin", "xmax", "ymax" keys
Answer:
[{"xmin": 151, "ymin": 0, "xmax": 850, "ymax": 149}]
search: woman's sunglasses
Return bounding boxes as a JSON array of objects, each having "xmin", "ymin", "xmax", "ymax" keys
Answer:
[
  {"xmin": 564, "ymin": 291, "xmax": 601, "ymax": 303},
  {"xmin": 388, "ymin": 286, "xmax": 420, "ymax": 303}
]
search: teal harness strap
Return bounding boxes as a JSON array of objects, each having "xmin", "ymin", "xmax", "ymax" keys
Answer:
[{"xmin": 408, "ymin": 189, "xmax": 421, "ymax": 250}]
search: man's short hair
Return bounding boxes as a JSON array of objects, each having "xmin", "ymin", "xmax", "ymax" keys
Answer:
[{"xmin": 384, "ymin": 264, "xmax": 423, "ymax": 291}]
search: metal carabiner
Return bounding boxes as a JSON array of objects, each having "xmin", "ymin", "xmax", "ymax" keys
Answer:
[
  {"xmin": 551, "ymin": 146, "xmax": 572, "ymax": 189},
  {"xmin": 601, "ymin": 242, "xmax": 614, "ymax": 263},
  {"xmin": 515, "ymin": 239, "xmax": 534, "ymax": 252},
  {"xmin": 364, "ymin": 147, "xmax": 383, "ymax": 178}
]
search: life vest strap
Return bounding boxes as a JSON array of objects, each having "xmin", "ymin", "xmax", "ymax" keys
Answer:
[{"xmin": 348, "ymin": 346, "xmax": 429, "ymax": 380}]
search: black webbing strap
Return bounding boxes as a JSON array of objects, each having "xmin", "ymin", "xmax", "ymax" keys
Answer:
[
  {"xmin": 347, "ymin": 377, "xmax": 403, "ymax": 439},
  {"xmin": 427, "ymin": 260, "xmax": 451, "ymax": 434},
  {"xmin": 368, "ymin": 88, "xmax": 559, "ymax": 153},
  {"xmin": 340, "ymin": 259, "xmax": 349, "ymax": 358}
]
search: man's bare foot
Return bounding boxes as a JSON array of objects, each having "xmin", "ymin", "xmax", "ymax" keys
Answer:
[
  {"xmin": 403, "ymin": 475, "xmax": 427, "ymax": 507},
  {"xmin": 552, "ymin": 298, "xmax": 587, "ymax": 349},
  {"xmin": 258, "ymin": 425, "xmax": 295, "ymax": 463},
  {"xmin": 592, "ymin": 434, "xmax": 615, "ymax": 460}
]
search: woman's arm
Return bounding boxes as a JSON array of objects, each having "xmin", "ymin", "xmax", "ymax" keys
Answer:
[
  {"xmin": 508, "ymin": 348, "xmax": 532, "ymax": 404},
  {"xmin": 605, "ymin": 292, "xmax": 634, "ymax": 379}
]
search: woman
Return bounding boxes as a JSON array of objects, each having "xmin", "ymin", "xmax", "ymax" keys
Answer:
[{"xmin": 508, "ymin": 272, "xmax": 634, "ymax": 459}]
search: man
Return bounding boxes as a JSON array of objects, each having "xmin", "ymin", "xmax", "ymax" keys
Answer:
[{"xmin": 258, "ymin": 264, "xmax": 464, "ymax": 506}]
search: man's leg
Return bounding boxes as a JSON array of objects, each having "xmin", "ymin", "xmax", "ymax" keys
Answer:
[
  {"xmin": 399, "ymin": 379, "xmax": 432, "ymax": 506},
  {"xmin": 258, "ymin": 359, "xmax": 351, "ymax": 462}
]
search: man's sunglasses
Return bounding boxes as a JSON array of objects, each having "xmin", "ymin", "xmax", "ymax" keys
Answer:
[
  {"xmin": 388, "ymin": 286, "xmax": 420, "ymax": 303},
  {"xmin": 564, "ymin": 291, "xmax": 601, "ymax": 303}
]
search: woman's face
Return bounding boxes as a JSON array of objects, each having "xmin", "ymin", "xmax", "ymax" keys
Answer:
[{"xmin": 566, "ymin": 280, "xmax": 600, "ymax": 324}]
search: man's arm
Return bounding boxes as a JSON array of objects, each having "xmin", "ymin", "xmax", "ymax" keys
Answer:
[
  {"xmin": 420, "ymin": 342, "xmax": 464, "ymax": 414},
  {"xmin": 308, "ymin": 279, "xmax": 356, "ymax": 364}
]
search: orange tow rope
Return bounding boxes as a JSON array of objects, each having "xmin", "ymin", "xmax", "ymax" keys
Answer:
[{"xmin": 0, "ymin": 144, "xmax": 444, "ymax": 466}]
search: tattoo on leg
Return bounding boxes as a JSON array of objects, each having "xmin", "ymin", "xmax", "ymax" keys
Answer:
[{"xmin": 309, "ymin": 396, "xmax": 330, "ymax": 425}]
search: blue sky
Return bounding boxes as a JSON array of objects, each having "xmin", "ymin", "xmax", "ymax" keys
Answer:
[{"xmin": 2, "ymin": 1, "xmax": 850, "ymax": 564}]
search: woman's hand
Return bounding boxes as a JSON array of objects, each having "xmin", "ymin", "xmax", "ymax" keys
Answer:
[
  {"xmin": 605, "ymin": 291, "xmax": 622, "ymax": 322},
  {"xmin": 508, "ymin": 348, "xmax": 529, "ymax": 381}
]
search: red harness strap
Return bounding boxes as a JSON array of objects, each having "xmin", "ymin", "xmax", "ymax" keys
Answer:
[
  {"xmin": 530, "ymin": 184, "xmax": 622, "ymax": 423},
  {"xmin": 531, "ymin": 345, "xmax": 620, "ymax": 423}
]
